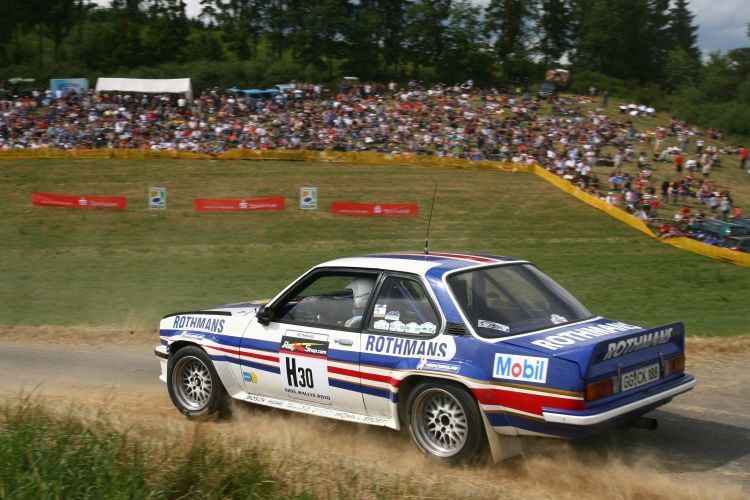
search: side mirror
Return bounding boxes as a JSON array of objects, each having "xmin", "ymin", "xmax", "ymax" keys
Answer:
[{"xmin": 256, "ymin": 306, "xmax": 272, "ymax": 326}]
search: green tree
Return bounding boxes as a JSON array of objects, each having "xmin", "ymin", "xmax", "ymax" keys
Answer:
[
  {"xmin": 698, "ymin": 52, "xmax": 741, "ymax": 102},
  {"xmin": 667, "ymin": 0, "xmax": 701, "ymax": 64},
  {"xmin": 79, "ymin": 19, "xmax": 121, "ymax": 70},
  {"xmin": 110, "ymin": 0, "xmax": 145, "ymax": 67},
  {"xmin": 403, "ymin": 0, "xmax": 451, "ymax": 78},
  {"xmin": 361, "ymin": 0, "xmax": 412, "ymax": 77},
  {"xmin": 340, "ymin": 2, "xmax": 383, "ymax": 79},
  {"xmin": 44, "ymin": 0, "xmax": 77, "ymax": 62},
  {"xmin": 200, "ymin": 0, "xmax": 263, "ymax": 60},
  {"xmin": 436, "ymin": 0, "xmax": 494, "ymax": 84},
  {"xmin": 286, "ymin": 0, "xmax": 352, "ymax": 76},
  {"xmin": 663, "ymin": 47, "xmax": 697, "ymax": 90},
  {"xmin": 572, "ymin": 0, "xmax": 671, "ymax": 83},
  {"xmin": 536, "ymin": 0, "xmax": 572, "ymax": 66},
  {"xmin": 143, "ymin": 0, "xmax": 190, "ymax": 64},
  {"xmin": 186, "ymin": 30, "xmax": 226, "ymax": 61},
  {"xmin": 485, "ymin": 0, "xmax": 535, "ymax": 74}
]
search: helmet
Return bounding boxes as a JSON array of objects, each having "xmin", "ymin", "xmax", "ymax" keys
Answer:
[{"xmin": 346, "ymin": 277, "xmax": 374, "ymax": 309}]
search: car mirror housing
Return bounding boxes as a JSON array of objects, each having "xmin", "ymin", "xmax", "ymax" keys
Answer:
[{"xmin": 256, "ymin": 306, "xmax": 271, "ymax": 325}]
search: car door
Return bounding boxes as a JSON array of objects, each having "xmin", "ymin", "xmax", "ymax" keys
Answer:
[
  {"xmin": 359, "ymin": 274, "xmax": 445, "ymax": 418},
  {"xmin": 239, "ymin": 269, "xmax": 379, "ymax": 416}
]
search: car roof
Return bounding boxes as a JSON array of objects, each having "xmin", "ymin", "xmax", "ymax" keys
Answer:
[{"xmin": 317, "ymin": 251, "xmax": 525, "ymax": 279}]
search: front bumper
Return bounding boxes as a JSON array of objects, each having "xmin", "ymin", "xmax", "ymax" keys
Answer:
[
  {"xmin": 155, "ymin": 345, "xmax": 168, "ymax": 383},
  {"xmin": 542, "ymin": 374, "xmax": 695, "ymax": 427}
]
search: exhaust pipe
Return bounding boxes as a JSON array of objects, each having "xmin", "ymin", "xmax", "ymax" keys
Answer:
[{"xmin": 629, "ymin": 416, "xmax": 658, "ymax": 430}]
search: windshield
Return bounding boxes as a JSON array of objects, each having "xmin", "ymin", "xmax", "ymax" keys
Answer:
[{"xmin": 447, "ymin": 264, "xmax": 592, "ymax": 338}]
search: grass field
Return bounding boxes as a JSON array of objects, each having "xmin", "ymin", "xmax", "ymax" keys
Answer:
[{"xmin": 0, "ymin": 158, "xmax": 747, "ymax": 336}]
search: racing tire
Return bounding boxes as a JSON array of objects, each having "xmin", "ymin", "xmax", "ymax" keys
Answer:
[
  {"xmin": 167, "ymin": 346, "xmax": 228, "ymax": 419},
  {"xmin": 406, "ymin": 380, "xmax": 485, "ymax": 465}
]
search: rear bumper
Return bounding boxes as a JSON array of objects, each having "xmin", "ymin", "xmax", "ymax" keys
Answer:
[{"xmin": 542, "ymin": 374, "xmax": 695, "ymax": 427}]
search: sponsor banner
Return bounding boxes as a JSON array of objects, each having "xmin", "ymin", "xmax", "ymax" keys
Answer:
[
  {"xmin": 32, "ymin": 192, "xmax": 127, "ymax": 210},
  {"xmin": 50, "ymin": 78, "xmax": 89, "ymax": 97},
  {"xmin": 149, "ymin": 187, "xmax": 166, "ymax": 210},
  {"xmin": 300, "ymin": 186, "xmax": 318, "ymax": 210},
  {"xmin": 195, "ymin": 197, "xmax": 285, "ymax": 212},
  {"xmin": 331, "ymin": 202, "xmax": 418, "ymax": 217}
]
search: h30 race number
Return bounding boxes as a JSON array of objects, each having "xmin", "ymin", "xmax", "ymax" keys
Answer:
[{"xmin": 279, "ymin": 331, "xmax": 332, "ymax": 405}]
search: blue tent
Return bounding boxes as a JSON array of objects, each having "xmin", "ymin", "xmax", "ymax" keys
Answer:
[{"xmin": 227, "ymin": 87, "xmax": 279, "ymax": 96}]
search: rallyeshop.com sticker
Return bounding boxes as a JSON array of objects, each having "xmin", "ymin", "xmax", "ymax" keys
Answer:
[{"xmin": 279, "ymin": 330, "xmax": 332, "ymax": 405}]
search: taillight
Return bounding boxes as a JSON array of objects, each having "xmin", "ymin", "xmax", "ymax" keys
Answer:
[
  {"xmin": 666, "ymin": 353, "xmax": 685, "ymax": 375},
  {"xmin": 585, "ymin": 377, "xmax": 617, "ymax": 401}
]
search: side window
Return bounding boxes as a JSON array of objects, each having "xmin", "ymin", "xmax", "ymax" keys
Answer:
[
  {"xmin": 368, "ymin": 276, "xmax": 439, "ymax": 335},
  {"xmin": 274, "ymin": 272, "xmax": 377, "ymax": 330}
]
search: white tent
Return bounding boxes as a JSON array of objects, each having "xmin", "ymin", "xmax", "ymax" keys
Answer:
[{"xmin": 95, "ymin": 78, "xmax": 192, "ymax": 100}]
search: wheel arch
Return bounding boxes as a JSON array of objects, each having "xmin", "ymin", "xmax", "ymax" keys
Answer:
[
  {"xmin": 396, "ymin": 373, "xmax": 479, "ymax": 426},
  {"xmin": 167, "ymin": 339, "xmax": 203, "ymax": 357},
  {"xmin": 397, "ymin": 372, "xmax": 523, "ymax": 463}
]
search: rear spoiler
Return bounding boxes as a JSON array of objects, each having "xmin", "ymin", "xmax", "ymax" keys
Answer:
[{"xmin": 587, "ymin": 322, "xmax": 684, "ymax": 379}]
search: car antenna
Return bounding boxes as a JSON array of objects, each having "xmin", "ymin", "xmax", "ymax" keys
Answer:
[{"xmin": 424, "ymin": 184, "xmax": 438, "ymax": 255}]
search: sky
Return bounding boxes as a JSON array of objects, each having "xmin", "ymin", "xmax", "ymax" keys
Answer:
[{"xmin": 96, "ymin": 0, "xmax": 749, "ymax": 55}]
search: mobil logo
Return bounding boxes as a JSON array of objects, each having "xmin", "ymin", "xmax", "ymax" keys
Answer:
[{"xmin": 493, "ymin": 353, "xmax": 548, "ymax": 383}]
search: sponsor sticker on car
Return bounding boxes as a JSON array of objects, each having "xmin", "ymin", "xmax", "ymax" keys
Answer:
[
  {"xmin": 493, "ymin": 354, "xmax": 548, "ymax": 383},
  {"xmin": 279, "ymin": 330, "xmax": 332, "ymax": 405}
]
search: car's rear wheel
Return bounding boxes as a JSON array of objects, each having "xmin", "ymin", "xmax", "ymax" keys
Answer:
[
  {"xmin": 167, "ymin": 346, "xmax": 228, "ymax": 419},
  {"xmin": 406, "ymin": 381, "xmax": 484, "ymax": 464}
]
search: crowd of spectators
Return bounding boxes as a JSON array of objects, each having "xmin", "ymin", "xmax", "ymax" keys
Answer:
[{"xmin": 0, "ymin": 80, "xmax": 746, "ymax": 239}]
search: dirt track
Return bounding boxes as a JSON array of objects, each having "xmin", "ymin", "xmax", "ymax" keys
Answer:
[{"xmin": 0, "ymin": 329, "xmax": 748, "ymax": 499}]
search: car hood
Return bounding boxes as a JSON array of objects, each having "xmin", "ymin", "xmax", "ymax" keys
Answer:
[{"xmin": 201, "ymin": 300, "xmax": 268, "ymax": 317}]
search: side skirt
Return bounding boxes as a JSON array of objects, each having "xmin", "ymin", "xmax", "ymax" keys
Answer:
[{"xmin": 238, "ymin": 392, "xmax": 399, "ymax": 429}]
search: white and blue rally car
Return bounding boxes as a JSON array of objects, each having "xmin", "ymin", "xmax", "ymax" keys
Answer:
[{"xmin": 155, "ymin": 251, "xmax": 695, "ymax": 463}]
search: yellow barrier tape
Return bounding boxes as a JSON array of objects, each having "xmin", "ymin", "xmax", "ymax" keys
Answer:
[
  {"xmin": 532, "ymin": 165, "xmax": 749, "ymax": 267},
  {"xmin": 2, "ymin": 147, "xmax": 746, "ymax": 266},
  {"xmin": 0, "ymin": 147, "xmax": 535, "ymax": 173},
  {"xmin": 660, "ymin": 237, "xmax": 750, "ymax": 267},
  {"xmin": 532, "ymin": 165, "xmax": 655, "ymax": 238}
]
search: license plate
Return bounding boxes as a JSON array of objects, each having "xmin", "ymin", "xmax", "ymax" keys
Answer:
[{"xmin": 621, "ymin": 363, "xmax": 660, "ymax": 391}]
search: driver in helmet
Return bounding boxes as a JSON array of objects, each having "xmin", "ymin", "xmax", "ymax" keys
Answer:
[{"xmin": 344, "ymin": 277, "xmax": 375, "ymax": 328}]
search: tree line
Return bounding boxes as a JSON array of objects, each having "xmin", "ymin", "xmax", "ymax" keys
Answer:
[{"xmin": 1, "ymin": 0, "xmax": 749, "ymax": 135}]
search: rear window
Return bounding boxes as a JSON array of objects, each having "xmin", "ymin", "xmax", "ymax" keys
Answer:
[{"xmin": 447, "ymin": 264, "xmax": 592, "ymax": 338}]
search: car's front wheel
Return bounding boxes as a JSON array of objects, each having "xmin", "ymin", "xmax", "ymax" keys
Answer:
[
  {"xmin": 406, "ymin": 381, "xmax": 485, "ymax": 464},
  {"xmin": 167, "ymin": 346, "xmax": 227, "ymax": 419}
]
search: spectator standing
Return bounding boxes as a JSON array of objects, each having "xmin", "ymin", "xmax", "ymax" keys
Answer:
[
  {"xmin": 719, "ymin": 195, "xmax": 731, "ymax": 220},
  {"xmin": 685, "ymin": 155, "xmax": 697, "ymax": 173},
  {"xmin": 661, "ymin": 179, "xmax": 670, "ymax": 202},
  {"xmin": 674, "ymin": 152, "xmax": 684, "ymax": 173},
  {"xmin": 740, "ymin": 145, "xmax": 748, "ymax": 170}
]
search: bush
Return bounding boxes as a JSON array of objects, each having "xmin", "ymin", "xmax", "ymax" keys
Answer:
[{"xmin": 568, "ymin": 70, "xmax": 628, "ymax": 97}]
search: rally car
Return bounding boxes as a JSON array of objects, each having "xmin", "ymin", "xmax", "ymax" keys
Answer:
[{"xmin": 155, "ymin": 251, "xmax": 695, "ymax": 463}]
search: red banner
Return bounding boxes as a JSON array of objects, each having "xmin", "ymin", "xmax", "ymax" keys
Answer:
[
  {"xmin": 32, "ymin": 192, "xmax": 127, "ymax": 210},
  {"xmin": 331, "ymin": 202, "xmax": 419, "ymax": 217},
  {"xmin": 195, "ymin": 197, "xmax": 285, "ymax": 212}
]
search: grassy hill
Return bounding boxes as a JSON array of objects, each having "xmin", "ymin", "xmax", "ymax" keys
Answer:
[{"xmin": 0, "ymin": 158, "xmax": 747, "ymax": 336}]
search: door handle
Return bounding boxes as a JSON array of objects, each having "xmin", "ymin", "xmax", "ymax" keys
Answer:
[{"xmin": 334, "ymin": 338, "xmax": 353, "ymax": 346}]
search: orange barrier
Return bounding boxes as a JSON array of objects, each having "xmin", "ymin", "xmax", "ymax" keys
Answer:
[{"xmin": 4, "ymin": 147, "xmax": 747, "ymax": 266}]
